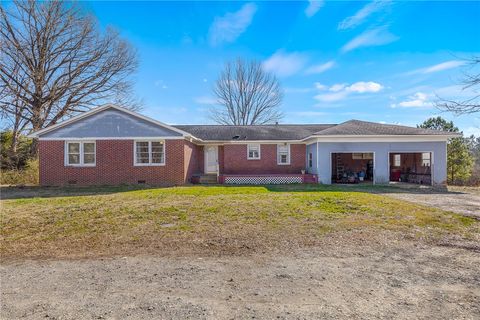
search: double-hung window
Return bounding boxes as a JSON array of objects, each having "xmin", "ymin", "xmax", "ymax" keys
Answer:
[
  {"xmin": 65, "ymin": 141, "xmax": 96, "ymax": 166},
  {"xmin": 277, "ymin": 144, "xmax": 290, "ymax": 165},
  {"xmin": 308, "ymin": 152, "xmax": 313, "ymax": 168},
  {"xmin": 134, "ymin": 140, "xmax": 165, "ymax": 165},
  {"xmin": 247, "ymin": 144, "xmax": 261, "ymax": 160},
  {"xmin": 393, "ymin": 154, "xmax": 401, "ymax": 167},
  {"xmin": 422, "ymin": 152, "xmax": 431, "ymax": 167}
]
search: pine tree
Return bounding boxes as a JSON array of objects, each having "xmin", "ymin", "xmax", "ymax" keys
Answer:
[{"xmin": 418, "ymin": 117, "xmax": 474, "ymax": 184}]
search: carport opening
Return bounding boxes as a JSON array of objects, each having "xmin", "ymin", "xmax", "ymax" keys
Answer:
[
  {"xmin": 389, "ymin": 152, "xmax": 432, "ymax": 185},
  {"xmin": 332, "ymin": 153, "xmax": 374, "ymax": 184}
]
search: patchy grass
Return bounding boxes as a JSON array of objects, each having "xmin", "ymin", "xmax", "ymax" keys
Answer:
[{"xmin": 1, "ymin": 185, "xmax": 478, "ymax": 259}]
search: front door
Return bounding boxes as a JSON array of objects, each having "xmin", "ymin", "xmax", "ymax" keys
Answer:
[{"xmin": 205, "ymin": 146, "xmax": 218, "ymax": 173}]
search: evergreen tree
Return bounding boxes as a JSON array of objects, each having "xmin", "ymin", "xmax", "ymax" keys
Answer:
[{"xmin": 418, "ymin": 117, "xmax": 474, "ymax": 184}]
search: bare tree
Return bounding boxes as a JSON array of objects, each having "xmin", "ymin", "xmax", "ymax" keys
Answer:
[
  {"xmin": 0, "ymin": 0, "xmax": 140, "ymax": 154},
  {"xmin": 437, "ymin": 56, "xmax": 479, "ymax": 114},
  {"xmin": 210, "ymin": 59, "xmax": 283, "ymax": 125}
]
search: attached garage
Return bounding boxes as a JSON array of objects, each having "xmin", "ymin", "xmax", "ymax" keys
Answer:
[{"xmin": 302, "ymin": 119, "xmax": 457, "ymax": 186}]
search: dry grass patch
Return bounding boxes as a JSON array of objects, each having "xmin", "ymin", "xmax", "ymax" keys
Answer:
[{"xmin": 1, "ymin": 185, "xmax": 478, "ymax": 259}]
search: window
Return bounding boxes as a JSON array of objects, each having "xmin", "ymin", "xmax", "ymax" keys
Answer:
[
  {"xmin": 352, "ymin": 153, "xmax": 363, "ymax": 160},
  {"xmin": 65, "ymin": 141, "xmax": 95, "ymax": 166},
  {"xmin": 422, "ymin": 152, "xmax": 431, "ymax": 167},
  {"xmin": 83, "ymin": 142, "xmax": 95, "ymax": 164},
  {"xmin": 134, "ymin": 141, "xmax": 165, "ymax": 165},
  {"xmin": 67, "ymin": 142, "xmax": 80, "ymax": 165},
  {"xmin": 352, "ymin": 153, "xmax": 373, "ymax": 160},
  {"xmin": 393, "ymin": 154, "xmax": 401, "ymax": 167},
  {"xmin": 247, "ymin": 144, "xmax": 261, "ymax": 160},
  {"xmin": 277, "ymin": 144, "xmax": 290, "ymax": 165},
  {"xmin": 308, "ymin": 153, "xmax": 313, "ymax": 168},
  {"xmin": 151, "ymin": 141, "xmax": 164, "ymax": 164}
]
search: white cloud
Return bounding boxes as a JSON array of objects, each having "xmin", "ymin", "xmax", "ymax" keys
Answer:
[
  {"xmin": 314, "ymin": 82, "xmax": 327, "ymax": 90},
  {"xmin": 424, "ymin": 60, "xmax": 466, "ymax": 73},
  {"xmin": 329, "ymin": 83, "xmax": 347, "ymax": 92},
  {"xmin": 314, "ymin": 81, "xmax": 384, "ymax": 102},
  {"xmin": 341, "ymin": 27, "xmax": 398, "ymax": 53},
  {"xmin": 208, "ymin": 3, "xmax": 257, "ymax": 46},
  {"xmin": 338, "ymin": 0, "xmax": 391, "ymax": 30},
  {"xmin": 304, "ymin": 60, "xmax": 335, "ymax": 75},
  {"xmin": 262, "ymin": 51, "xmax": 308, "ymax": 77},
  {"xmin": 407, "ymin": 60, "xmax": 467, "ymax": 75},
  {"xmin": 305, "ymin": 0, "xmax": 325, "ymax": 18},
  {"xmin": 347, "ymin": 81, "xmax": 384, "ymax": 93},
  {"xmin": 391, "ymin": 92, "xmax": 433, "ymax": 108},
  {"xmin": 463, "ymin": 126, "xmax": 480, "ymax": 137},
  {"xmin": 194, "ymin": 96, "xmax": 218, "ymax": 105},
  {"xmin": 315, "ymin": 91, "xmax": 349, "ymax": 102}
]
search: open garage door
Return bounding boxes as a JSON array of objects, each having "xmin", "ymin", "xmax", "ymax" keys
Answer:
[
  {"xmin": 389, "ymin": 152, "xmax": 432, "ymax": 185},
  {"xmin": 331, "ymin": 152, "xmax": 374, "ymax": 184}
]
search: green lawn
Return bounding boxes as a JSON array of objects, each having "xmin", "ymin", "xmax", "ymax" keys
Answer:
[{"xmin": 1, "ymin": 185, "xmax": 478, "ymax": 259}]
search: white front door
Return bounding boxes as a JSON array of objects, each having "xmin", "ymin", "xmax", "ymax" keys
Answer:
[{"xmin": 205, "ymin": 146, "xmax": 218, "ymax": 173}]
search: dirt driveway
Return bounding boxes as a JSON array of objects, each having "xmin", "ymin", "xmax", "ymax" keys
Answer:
[
  {"xmin": 379, "ymin": 186, "xmax": 480, "ymax": 219},
  {"xmin": 2, "ymin": 233, "xmax": 479, "ymax": 320}
]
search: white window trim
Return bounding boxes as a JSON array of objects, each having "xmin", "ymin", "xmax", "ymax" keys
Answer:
[
  {"xmin": 133, "ymin": 140, "xmax": 166, "ymax": 166},
  {"xmin": 64, "ymin": 141, "xmax": 96, "ymax": 167},
  {"xmin": 247, "ymin": 143, "xmax": 261, "ymax": 160},
  {"xmin": 393, "ymin": 154, "xmax": 401, "ymax": 167},
  {"xmin": 422, "ymin": 152, "xmax": 431, "ymax": 167},
  {"xmin": 277, "ymin": 143, "xmax": 291, "ymax": 165}
]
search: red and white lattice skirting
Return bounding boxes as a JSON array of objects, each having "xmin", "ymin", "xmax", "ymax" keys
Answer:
[{"xmin": 219, "ymin": 174, "xmax": 317, "ymax": 185}]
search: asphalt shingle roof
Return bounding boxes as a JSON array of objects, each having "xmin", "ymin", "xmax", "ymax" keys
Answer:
[
  {"xmin": 173, "ymin": 124, "xmax": 334, "ymax": 141},
  {"xmin": 174, "ymin": 120, "xmax": 456, "ymax": 141},
  {"xmin": 313, "ymin": 120, "xmax": 455, "ymax": 136}
]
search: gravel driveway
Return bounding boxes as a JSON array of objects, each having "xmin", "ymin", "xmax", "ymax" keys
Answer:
[
  {"xmin": 381, "ymin": 187, "xmax": 480, "ymax": 219},
  {"xmin": 2, "ymin": 234, "xmax": 479, "ymax": 320}
]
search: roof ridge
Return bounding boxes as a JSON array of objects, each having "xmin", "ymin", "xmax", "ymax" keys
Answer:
[
  {"xmin": 345, "ymin": 119, "xmax": 453, "ymax": 134},
  {"xmin": 173, "ymin": 123, "xmax": 337, "ymax": 127}
]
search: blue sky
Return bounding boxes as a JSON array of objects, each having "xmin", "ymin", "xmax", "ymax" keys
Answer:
[{"xmin": 83, "ymin": 0, "xmax": 479, "ymax": 135}]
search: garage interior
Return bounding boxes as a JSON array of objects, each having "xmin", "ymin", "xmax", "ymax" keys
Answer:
[
  {"xmin": 389, "ymin": 152, "xmax": 432, "ymax": 185},
  {"xmin": 332, "ymin": 153, "xmax": 374, "ymax": 184}
]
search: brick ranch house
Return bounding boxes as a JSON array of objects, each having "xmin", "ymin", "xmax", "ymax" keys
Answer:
[{"xmin": 30, "ymin": 104, "xmax": 458, "ymax": 186}]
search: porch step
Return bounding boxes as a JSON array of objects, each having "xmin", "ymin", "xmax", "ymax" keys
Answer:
[{"xmin": 198, "ymin": 174, "xmax": 218, "ymax": 184}]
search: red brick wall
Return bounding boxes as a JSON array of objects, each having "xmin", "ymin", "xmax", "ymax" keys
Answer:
[
  {"xmin": 222, "ymin": 144, "xmax": 306, "ymax": 174},
  {"xmin": 39, "ymin": 140, "xmax": 308, "ymax": 185},
  {"xmin": 184, "ymin": 141, "xmax": 203, "ymax": 181},
  {"xmin": 39, "ymin": 140, "xmax": 186, "ymax": 186}
]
